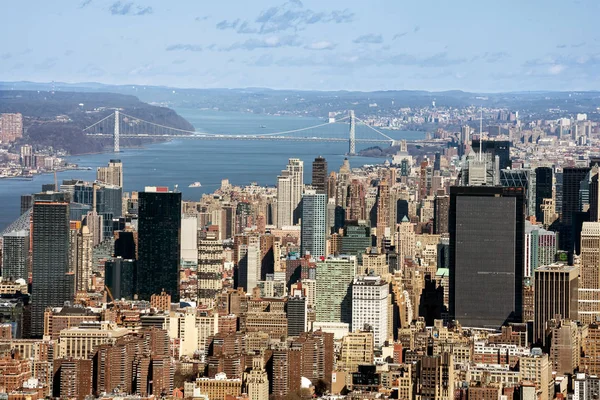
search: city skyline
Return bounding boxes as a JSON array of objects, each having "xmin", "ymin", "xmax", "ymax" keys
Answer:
[{"xmin": 3, "ymin": 0, "xmax": 600, "ymax": 92}]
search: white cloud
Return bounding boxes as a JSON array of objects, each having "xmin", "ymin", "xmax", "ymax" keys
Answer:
[
  {"xmin": 305, "ymin": 41, "xmax": 336, "ymax": 50},
  {"xmin": 548, "ymin": 64, "xmax": 566, "ymax": 75}
]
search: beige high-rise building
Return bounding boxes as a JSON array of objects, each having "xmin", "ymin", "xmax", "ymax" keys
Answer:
[
  {"xmin": 580, "ymin": 222, "xmax": 600, "ymax": 324},
  {"xmin": 96, "ymin": 159, "xmax": 123, "ymax": 187},
  {"xmin": 197, "ymin": 231, "xmax": 223, "ymax": 307},
  {"xmin": 276, "ymin": 158, "xmax": 304, "ymax": 227},
  {"xmin": 276, "ymin": 175, "xmax": 292, "ymax": 228},
  {"xmin": 533, "ymin": 263, "xmax": 578, "ymax": 345},
  {"xmin": 338, "ymin": 331, "xmax": 374, "ymax": 372},
  {"xmin": 550, "ymin": 319, "xmax": 580, "ymax": 376},
  {"xmin": 520, "ymin": 350, "xmax": 553, "ymax": 400},
  {"xmin": 75, "ymin": 225, "xmax": 93, "ymax": 292},
  {"xmin": 396, "ymin": 217, "xmax": 416, "ymax": 262},
  {"xmin": 244, "ymin": 357, "xmax": 269, "ymax": 400}
]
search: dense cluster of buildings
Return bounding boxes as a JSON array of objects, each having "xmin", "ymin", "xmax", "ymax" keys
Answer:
[{"xmin": 1, "ymin": 109, "xmax": 600, "ymax": 399}]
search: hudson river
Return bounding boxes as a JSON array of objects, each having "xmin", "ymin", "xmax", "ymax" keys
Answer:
[{"xmin": 0, "ymin": 109, "xmax": 424, "ymax": 230}]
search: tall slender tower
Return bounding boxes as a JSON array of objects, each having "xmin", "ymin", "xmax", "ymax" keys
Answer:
[
  {"xmin": 113, "ymin": 110, "xmax": 120, "ymax": 153},
  {"xmin": 301, "ymin": 189, "xmax": 327, "ymax": 258},
  {"xmin": 579, "ymin": 222, "xmax": 600, "ymax": 324},
  {"xmin": 136, "ymin": 187, "xmax": 181, "ymax": 301},
  {"xmin": 349, "ymin": 110, "xmax": 356, "ymax": 156},
  {"xmin": 311, "ymin": 156, "xmax": 328, "ymax": 195},
  {"xmin": 276, "ymin": 159, "xmax": 304, "ymax": 227},
  {"xmin": 31, "ymin": 192, "xmax": 72, "ymax": 337}
]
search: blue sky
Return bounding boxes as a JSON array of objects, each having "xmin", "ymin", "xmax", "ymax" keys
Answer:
[{"xmin": 2, "ymin": 0, "xmax": 600, "ymax": 92}]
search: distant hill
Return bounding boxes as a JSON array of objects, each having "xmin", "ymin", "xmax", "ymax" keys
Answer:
[
  {"xmin": 0, "ymin": 90, "xmax": 194, "ymax": 155},
  {"xmin": 3, "ymin": 81, "xmax": 600, "ymax": 118}
]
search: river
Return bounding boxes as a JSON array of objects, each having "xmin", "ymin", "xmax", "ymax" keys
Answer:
[{"xmin": 0, "ymin": 109, "xmax": 425, "ymax": 230}]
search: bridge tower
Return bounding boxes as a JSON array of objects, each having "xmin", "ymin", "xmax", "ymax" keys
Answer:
[
  {"xmin": 348, "ymin": 110, "xmax": 356, "ymax": 156},
  {"xmin": 113, "ymin": 110, "xmax": 120, "ymax": 153}
]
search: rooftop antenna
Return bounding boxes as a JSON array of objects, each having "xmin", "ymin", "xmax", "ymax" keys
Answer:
[
  {"xmin": 479, "ymin": 107, "xmax": 483, "ymax": 162},
  {"xmin": 54, "ymin": 170, "xmax": 58, "ymax": 191}
]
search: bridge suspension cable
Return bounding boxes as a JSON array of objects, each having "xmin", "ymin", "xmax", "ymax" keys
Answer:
[
  {"xmin": 82, "ymin": 112, "xmax": 115, "ymax": 131},
  {"xmin": 353, "ymin": 115, "xmax": 394, "ymax": 141}
]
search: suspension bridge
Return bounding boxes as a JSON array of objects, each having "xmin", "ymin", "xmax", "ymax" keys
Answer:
[{"xmin": 83, "ymin": 110, "xmax": 414, "ymax": 154}]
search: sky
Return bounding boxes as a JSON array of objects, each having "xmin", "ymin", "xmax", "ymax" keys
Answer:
[{"xmin": 2, "ymin": 0, "xmax": 600, "ymax": 92}]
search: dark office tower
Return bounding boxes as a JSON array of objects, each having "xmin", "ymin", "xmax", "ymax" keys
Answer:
[
  {"xmin": 591, "ymin": 172, "xmax": 600, "ymax": 222},
  {"xmin": 137, "ymin": 187, "xmax": 181, "ymax": 302},
  {"xmin": 434, "ymin": 195, "xmax": 450, "ymax": 234},
  {"xmin": 561, "ymin": 167, "xmax": 590, "ymax": 251},
  {"xmin": 533, "ymin": 264, "xmax": 578, "ymax": 346},
  {"xmin": 396, "ymin": 199, "xmax": 409, "ymax": 223},
  {"xmin": 31, "ymin": 192, "xmax": 72, "ymax": 337},
  {"xmin": 287, "ymin": 292, "xmax": 307, "ymax": 337},
  {"xmin": 535, "ymin": 167, "xmax": 554, "ymax": 222},
  {"xmin": 20, "ymin": 194, "xmax": 32, "ymax": 215},
  {"xmin": 312, "ymin": 156, "xmax": 328, "ymax": 195},
  {"xmin": 449, "ymin": 186, "xmax": 525, "ymax": 328},
  {"xmin": 471, "ymin": 140, "xmax": 511, "ymax": 170},
  {"xmin": 434, "ymin": 152, "xmax": 441, "ymax": 171},
  {"xmin": 105, "ymin": 258, "xmax": 135, "ymax": 300},
  {"xmin": 114, "ymin": 231, "xmax": 136, "ymax": 260}
]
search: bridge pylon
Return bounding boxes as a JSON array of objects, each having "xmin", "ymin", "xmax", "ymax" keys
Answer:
[
  {"xmin": 113, "ymin": 110, "xmax": 120, "ymax": 153},
  {"xmin": 348, "ymin": 110, "xmax": 356, "ymax": 156}
]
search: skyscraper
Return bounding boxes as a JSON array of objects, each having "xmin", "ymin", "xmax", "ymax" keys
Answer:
[
  {"xmin": 579, "ymin": 222, "xmax": 600, "ymax": 324},
  {"xmin": 300, "ymin": 190, "xmax": 327, "ymax": 258},
  {"xmin": 449, "ymin": 186, "xmax": 524, "ymax": 328},
  {"xmin": 31, "ymin": 191, "xmax": 72, "ymax": 337},
  {"xmin": 562, "ymin": 167, "xmax": 590, "ymax": 250},
  {"xmin": 534, "ymin": 264, "xmax": 578, "ymax": 346},
  {"xmin": 535, "ymin": 167, "xmax": 554, "ymax": 222},
  {"xmin": 276, "ymin": 175, "xmax": 293, "ymax": 228},
  {"xmin": 312, "ymin": 156, "xmax": 328, "ymax": 195},
  {"xmin": 433, "ymin": 195, "xmax": 450, "ymax": 234},
  {"xmin": 0, "ymin": 113, "xmax": 23, "ymax": 143},
  {"xmin": 238, "ymin": 235, "xmax": 261, "ymax": 292},
  {"xmin": 197, "ymin": 231, "xmax": 223, "ymax": 307},
  {"xmin": 471, "ymin": 139, "xmax": 511, "ymax": 170},
  {"xmin": 315, "ymin": 256, "xmax": 356, "ymax": 326},
  {"xmin": 524, "ymin": 221, "xmax": 558, "ymax": 278},
  {"xmin": 346, "ymin": 179, "xmax": 366, "ymax": 222},
  {"xmin": 277, "ymin": 159, "xmax": 304, "ymax": 227},
  {"xmin": 75, "ymin": 225, "xmax": 93, "ymax": 292},
  {"xmin": 96, "ymin": 159, "xmax": 123, "ymax": 187},
  {"xmin": 1, "ymin": 230, "xmax": 29, "ymax": 281},
  {"xmin": 351, "ymin": 275, "xmax": 389, "ymax": 347},
  {"xmin": 287, "ymin": 290, "xmax": 308, "ymax": 337},
  {"xmin": 376, "ymin": 179, "xmax": 391, "ymax": 247},
  {"xmin": 136, "ymin": 187, "xmax": 181, "ymax": 302}
]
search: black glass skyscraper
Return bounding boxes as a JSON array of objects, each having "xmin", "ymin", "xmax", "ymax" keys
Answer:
[
  {"xmin": 449, "ymin": 186, "xmax": 524, "ymax": 328},
  {"xmin": 471, "ymin": 140, "xmax": 511, "ymax": 170},
  {"xmin": 136, "ymin": 189, "xmax": 181, "ymax": 302},
  {"xmin": 561, "ymin": 167, "xmax": 590, "ymax": 251},
  {"xmin": 31, "ymin": 192, "xmax": 73, "ymax": 337},
  {"xmin": 312, "ymin": 156, "xmax": 328, "ymax": 195},
  {"xmin": 535, "ymin": 167, "xmax": 553, "ymax": 222}
]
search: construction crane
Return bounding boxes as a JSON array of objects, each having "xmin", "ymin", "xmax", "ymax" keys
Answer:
[{"xmin": 105, "ymin": 285, "xmax": 115, "ymax": 303}]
